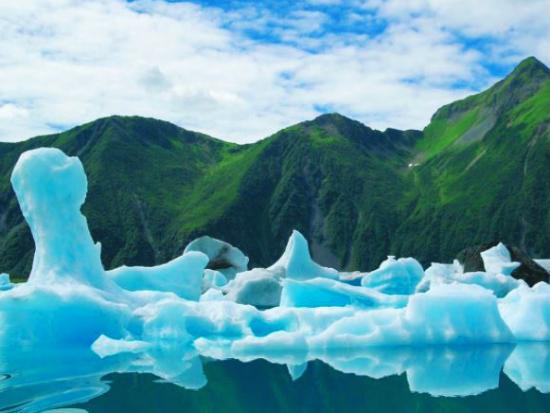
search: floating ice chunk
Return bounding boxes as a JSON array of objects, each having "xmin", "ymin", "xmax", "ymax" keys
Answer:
[
  {"xmin": 362, "ymin": 256, "xmax": 423, "ymax": 295},
  {"xmin": 225, "ymin": 268, "xmax": 282, "ymax": 307},
  {"xmin": 0, "ymin": 273, "xmax": 12, "ymax": 291},
  {"xmin": 504, "ymin": 343, "xmax": 550, "ymax": 393},
  {"xmin": 310, "ymin": 284, "xmax": 513, "ymax": 348},
  {"xmin": 498, "ymin": 282, "xmax": 550, "ymax": 341},
  {"xmin": 92, "ymin": 335, "xmax": 150, "ymax": 358},
  {"xmin": 459, "ymin": 272, "xmax": 522, "ymax": 297},
  {"xmin": 0, "ymin": 283, "xmax": 132, "ymax": 346},
  {"xmin": 106, "ymin": 251, "xmax": 208, "ymax": 300},
  {"xmin": 184, "ymin": 236, "xmax": 248, "ymax": 280},
  {"xmin": 481, "ymin": 242, "xmax": 520, "ymax": 275},
  {"xmin": 203, "ymin": 269, "xmax": 227, "ymax": 290},
  {"xmin": 10, "ymin": 148, "xmax": 115, "ymax": 291},
  {"xmin": 417, "ymin": 260, "xmax": 522, "ymax": 297},
  {"xmin": 280, "ymin": 277, "xmax": 408, "ymax": 308},
  {"xmin": 268, "ymin": 230, "xmax": 338, "ymax": 280},
  {"xmin": 416, "ymin": 260, "xmax": 462, "ymax": 292}
]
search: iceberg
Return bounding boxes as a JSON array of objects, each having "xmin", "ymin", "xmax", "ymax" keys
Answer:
[
  {"xmin": 417, "ymin": 260, "xmax": 522, "ymax": 297},
  {"xmin": 498, "ymin": 282, "xmax": 550, "ymax": 341},
  {"xmin": 268, "ymin": 230, "xmax": 338, "ymax": 280},
  {"xmin": 224, "ymin": 268, "xmax": 282, "ymax": 307},
  {"xmin": 106, "ymin": 252, "xmax": 208, "ymax": 300},
  {"xmin": 480, "ymin": 242, "xmax": 520, "ymax": 275},
  {"xmin": 184, "ymin": 236, "xmax": 249, "ymax": 280},
  {"xmin": 280, "ymin": 277, "xmax": 408, "ymax": 308},
  {"xmin": 361, "ymin": 256, "xmax": 423, "ymax": 294},
  {"xmin": 202, "ymin": 269, "xmax": 228, "ymax": 291},
  {"xmin": 0, "ymin": 273, "xmax": 12, "ymax": 291}
]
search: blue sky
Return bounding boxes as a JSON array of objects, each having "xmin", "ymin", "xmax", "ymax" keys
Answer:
[{"xmin": 0, "ymin": 0, "xmax": 548, "ymax": 143}]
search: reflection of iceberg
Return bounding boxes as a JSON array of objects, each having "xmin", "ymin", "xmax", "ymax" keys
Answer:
[
  {"xmin": 504, "ymin": 343, "xmax": 550, "ymax": 393},
  {"xmin": 0, "ymin": 347, "xmax": 128, "ymax": 413},
  {"xmin": 196, "ymin": 344, "xmax": 514, "ymax": 397},
  {"xmin": 0, "ymin": 345, "xmax": 208, "ymax": 412},
  {"xmin": 406, "ymin": 345, "xmax": 513, "ymax": 396}
]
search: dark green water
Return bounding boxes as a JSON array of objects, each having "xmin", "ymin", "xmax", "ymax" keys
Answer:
[
  {"xmin": 75, "ymin": 360, "xmax": 550, "ymax": 413},
  {"xmin": 0, "ymin": 344, "xmax": 548, "ymax": 413}
]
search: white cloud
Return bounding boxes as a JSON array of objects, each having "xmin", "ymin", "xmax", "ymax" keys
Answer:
[{"xmin": 0, "ymin": 0, "xmax": 548, "ymax": 143}]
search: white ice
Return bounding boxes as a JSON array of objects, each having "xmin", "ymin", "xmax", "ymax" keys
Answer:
[
  {"xmin": 417, "ymin": 259, "xmax": 522, "ymax": 298},
  {"xmin": 361, "ymin": 256, "xmax": 424, "ymax": 294},
  {"xmin": 481, "ymin": 242, "xmax": 520, "ymax": 275},
  {"xmin": 184, "ymin": 235, "xmax": 249, "ymax": 280}
]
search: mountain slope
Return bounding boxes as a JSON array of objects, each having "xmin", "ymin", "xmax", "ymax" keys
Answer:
[
  {"xmin": 0, "ymin": 116, "xmax": 231, "ymax": 276},
  {"xmin": 394, "ymin": 56, "xmax": 550, "ymax": 263},
  {"xmin": 1, "ymin": 57, "xmax": 549, "ymax": 279}
]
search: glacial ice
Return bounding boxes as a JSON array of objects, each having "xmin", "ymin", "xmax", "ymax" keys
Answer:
[
  {"xmin": 184, "ymin": 235, "xmax": 249, "ymax": 280},
  {"xmin": 0, "ymin": 147, "xmax": 549, "ymax": 402},
  {"xmin": 280, "ymin": 277, "xmax": 407, "ymax": 308},
  {"xmin": 481, "ymin": 242, "xmax": 520, "ymax": 275},
  {"xmin": 224, "ymin": 268, "xmax": 282, "ymax": 307},
  {"xmin": 417, "ymin": 259, "xmax": 522, "ymax": 297},
  {"xmin": 106, "ymin": 252, "xmax": 208, "ymax": 300},
  {"xmin": 202, "ymin": 269, "xmax": 228, "ymax": 291},
  {"xmin": 0, "ymin": 273, "xmax": 11, "ymax": 291},
  {"xmin": 361, "ymin": 256, "xmax": 423, "ymax": 294},
  {"xmin": 267, "ymin": 230, "xmax": 339, "ymax": 280}
]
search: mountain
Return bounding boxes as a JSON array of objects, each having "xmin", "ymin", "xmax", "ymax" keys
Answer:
[
  {"xmin": 394, "ymin": 56, "xmax": 550, "ymax": 264},
  {"xmin": 1, "ymin": 57, "xmax": 549, "ymax": 279}
]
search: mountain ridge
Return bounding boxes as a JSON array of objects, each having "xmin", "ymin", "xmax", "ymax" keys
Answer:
[{"xmin": 1, "ymin": 56, "xmax": 549, "ymax": 279}]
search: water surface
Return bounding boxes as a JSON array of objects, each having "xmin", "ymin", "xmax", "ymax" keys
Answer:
[{"xmin": 0, "ymin": 344, "xmax": 548, "ymax": 412}]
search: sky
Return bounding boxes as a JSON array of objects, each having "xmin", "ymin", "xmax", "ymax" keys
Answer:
[{"xmin": 0, "ymin": 0, "xmax": 549, "ymax": 143}]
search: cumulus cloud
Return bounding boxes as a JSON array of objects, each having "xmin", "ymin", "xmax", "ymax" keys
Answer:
[{"xmin": 0, "ymin": 0, "xmax": 548, "ymax": 143}]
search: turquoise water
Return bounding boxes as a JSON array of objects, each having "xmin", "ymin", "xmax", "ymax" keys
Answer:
[{"xmin": 0, "ymin": 344, "xmax": 548, "ymax": 412}]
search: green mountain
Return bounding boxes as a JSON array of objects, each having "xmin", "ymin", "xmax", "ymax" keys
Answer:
[{"xmin": 1, "ymin": 56, "xmax": 549, "ymax": 279}]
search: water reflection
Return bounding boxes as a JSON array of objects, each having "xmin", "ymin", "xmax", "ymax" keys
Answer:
[{"xmin": 0, "ymin": 343, "xmax": 548, "ymax": 412}]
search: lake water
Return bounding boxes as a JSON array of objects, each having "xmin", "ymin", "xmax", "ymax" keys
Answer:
[{"xmin": 0, "ymin": 343, "xmax": 548, "ymax": 412}]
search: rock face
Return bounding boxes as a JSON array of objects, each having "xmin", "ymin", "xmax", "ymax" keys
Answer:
[{"xmin": 457, "ymin": 243, "xmax": 549, "ymax": 286}]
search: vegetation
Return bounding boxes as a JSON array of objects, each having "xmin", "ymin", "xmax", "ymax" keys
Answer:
[{"xmin": 1, "ymin": 57, "xmax": 549, "ymax": 278}]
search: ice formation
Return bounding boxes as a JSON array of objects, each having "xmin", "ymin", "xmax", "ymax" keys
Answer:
[
  {"xmin": 106, "ymin": 252, "xmax": 208, "ymax": 300},
  {"xmin": 280, "ymin": 277, "xmax": 407, "ymax": 308},
  {"xmin": 184, "ymin": 235, "xmax": 249, "ymax": 280},
  {"xmin": 0, "ymin": 147, "xmax": 549, "ymax": 411},
  {"xmin": 224, "ymin": 268, "xmax": 282, "ymax": 307},
  {"xmin": 361, "ymin": 256, "xmax": 423, "ymax": 294},
  {"xmin": 0, "ymin": 147, "xmax": 549, "ymax": 406},
  {"xmin": 416, "ymin": 259, "xmax": 522, "ymax": 297},
  {"xmin": 481, "ymin": 242, "xmax": 520, "ymax": 275},
  {"xmin": 267, "ymin": 230, "xmax": 339, "ymax": 280},
  {"xmin": 202, "ymin": 269, "xmax": 228, "ymax": 291},
  {"xmin": 0, "ymin": 273, "xmax": 11, "ymax": 291}
]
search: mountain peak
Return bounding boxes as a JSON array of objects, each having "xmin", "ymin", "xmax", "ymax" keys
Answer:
[
  {"xmin": 310, "ymin": 112, "xmax": 358, "ymax": 126},
  {"xmin": 504, "ymin": 56, "xmax": 550, "ymax": 86},
  {"xmin": 512, "ymin": 56, "xmax": 550, "ymax": 76}
]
